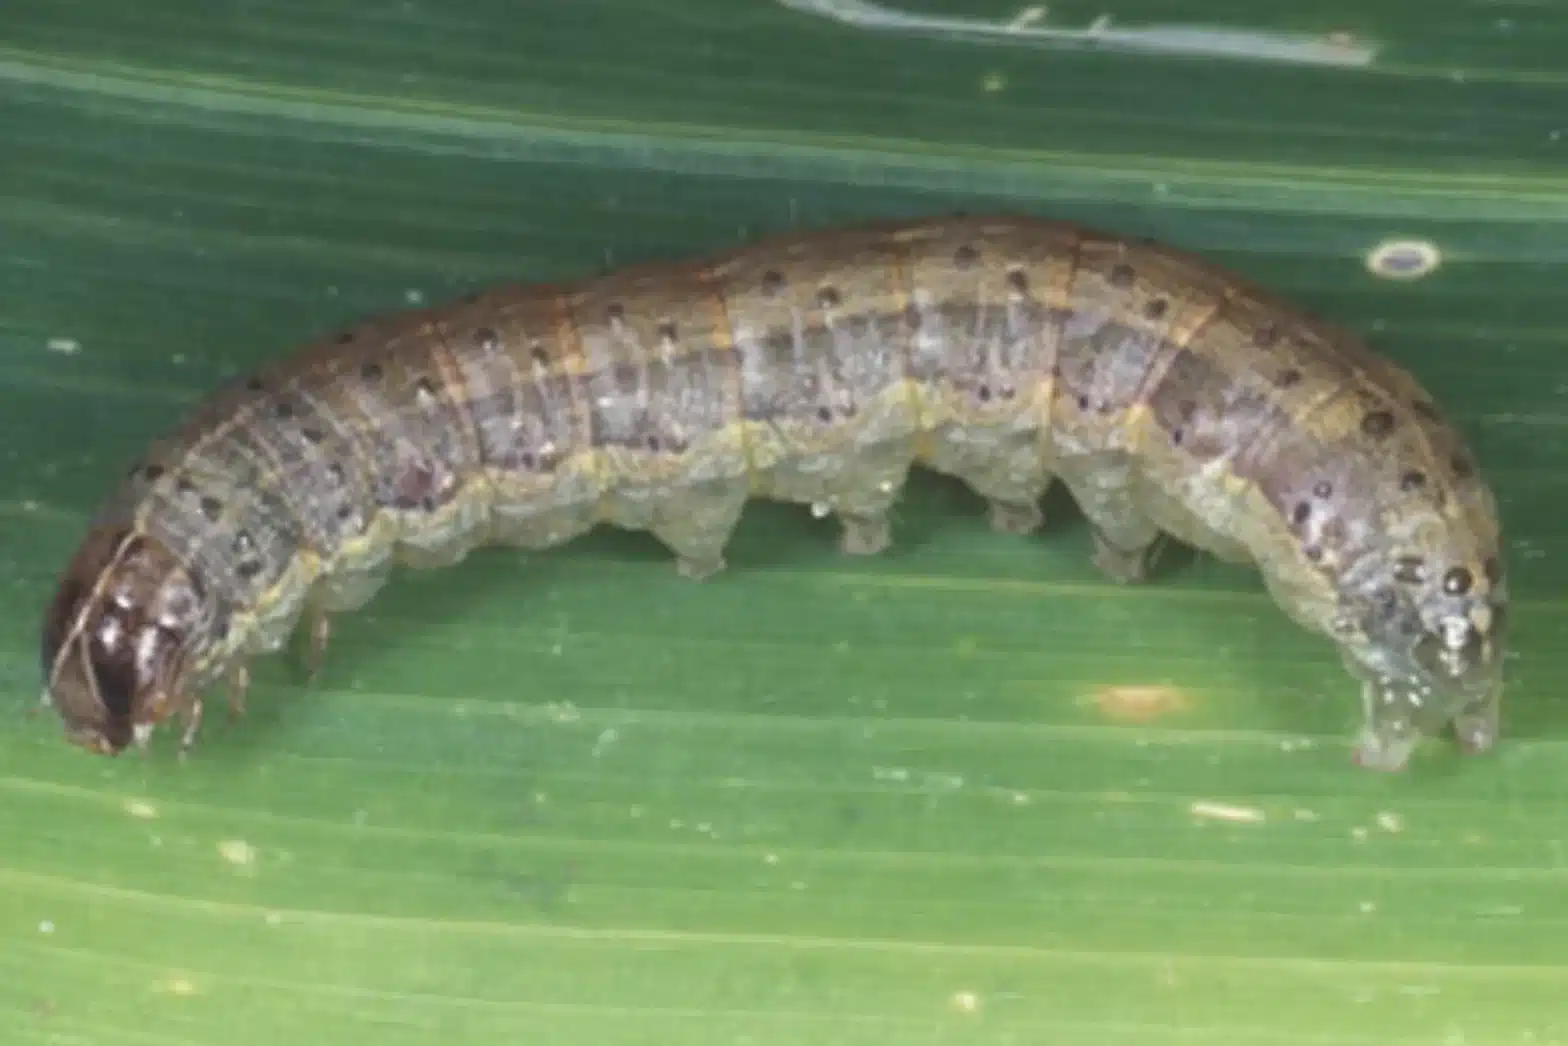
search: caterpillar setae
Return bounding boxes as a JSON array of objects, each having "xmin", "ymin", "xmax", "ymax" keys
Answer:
[{"xmin": 39, "ymin": 214, "xmax": 1508, "ymax": 772}]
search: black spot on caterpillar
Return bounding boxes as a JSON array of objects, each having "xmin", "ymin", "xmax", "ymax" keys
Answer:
[{"xmin": 40, "ymin": 214, "xmax": 1508, "ymax": 772}]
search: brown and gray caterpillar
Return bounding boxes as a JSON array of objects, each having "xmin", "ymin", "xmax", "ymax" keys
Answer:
[{"xmin": 39, "ymin": 214, "xmax": 1509, "ymax": 772}]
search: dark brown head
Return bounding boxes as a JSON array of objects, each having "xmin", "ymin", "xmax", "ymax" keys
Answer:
[{"xmin": 40, "ymin": 526, "xmax": 206, "ymax": 755}]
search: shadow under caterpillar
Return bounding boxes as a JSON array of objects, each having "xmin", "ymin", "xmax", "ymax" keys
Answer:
[{"xmin": 39, "ymin": 214, "xmax": 1509, "ymax": 772}]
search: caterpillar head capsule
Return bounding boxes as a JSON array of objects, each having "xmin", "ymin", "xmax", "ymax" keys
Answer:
[
  {"xmin": 39, "ymin": 526, "xmax": 207, "ymax": 756},
  {"xmin": 1340, "ymin": 543, "xmax": 1508, "ymax": 772}
]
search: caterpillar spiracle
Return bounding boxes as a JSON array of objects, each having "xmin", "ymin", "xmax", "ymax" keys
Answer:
[{"xmin": 39, "ymin": 214, "xmax": 1508, "ymax": 772}]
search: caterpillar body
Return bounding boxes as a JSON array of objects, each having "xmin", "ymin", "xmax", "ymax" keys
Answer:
[{"xmin": 40, "ymin": 214, "xmax": 1508, "ymax": 772}]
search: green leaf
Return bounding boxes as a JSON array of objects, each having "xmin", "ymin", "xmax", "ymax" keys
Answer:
[{"xmin": 3, "ymin": 2, "xmax": 1566, "ymax": 1043}]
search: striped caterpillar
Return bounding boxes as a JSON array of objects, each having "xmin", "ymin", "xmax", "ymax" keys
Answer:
[{"xmin": 39, "ymin": 214, "xmax": 1508, "ymax": 772}]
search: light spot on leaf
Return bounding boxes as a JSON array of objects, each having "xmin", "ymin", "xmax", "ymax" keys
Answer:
[
  {"xmin": 1190, "ymin": 800, "xmax": 1266, "ymax": 825},
  {"xmin": 159, "ymin": 977, "xmax": 198, "ymax": 997},
  {"xmin": 217, "ymin": 839, "xmax": 258, "ymax": 868},
  {"xmin": 1366, "ymin": 238, "xmax": 1442, "ymax": 281},
  {"xmin": 951, "ymin": 989, "xmax": 982, "ymax": 1014}
]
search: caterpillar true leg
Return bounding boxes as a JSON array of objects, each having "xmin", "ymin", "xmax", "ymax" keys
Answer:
[
  {"xmin": 177, "ymin": 697, "xmax": 205, "ymax": 759},
  {"xmin": 986, "ymin": 498, "xmax": 1045, "ymax": 536},
  {"xmin": 1090, "ymin": 528, "xmax": 1169, "ymax": 585},
  {"xmin": 302, "ymin": 606, "xmax": 331, "ymax": 681},
  {"xmin": 838, "ymin": 512, "xmax": 893, "ymax": 556},
  {"xmin": 1351, "ymin": 679, "xmax": 1423, "ymax": 772},
  {"xmin": 1453, "ymin": 685, "xmax": 1502, "ymax": 756},
  {"xmin": 1059, "ymin": 456, "xmax": 1166, "ymax": 584},
  {"xmin": 832, "ymin": 441, "xmax": 914, "ymax": 557},
  {"xmin": 652, "ymin": 481, "xmax": 749, "ymax": 581},
  {"xmin": 227, "ymin": 662, "xmax": 252, "ymax": 718}
]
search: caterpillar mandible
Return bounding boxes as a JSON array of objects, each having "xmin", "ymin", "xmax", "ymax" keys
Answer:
[{"xmin": 39, "ymin": 214, "xmax": 1508, "ymax": 772}]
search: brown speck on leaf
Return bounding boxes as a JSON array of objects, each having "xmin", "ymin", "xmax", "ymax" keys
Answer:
[{"xmin": 1093, "ymin": 684, "xmax": 1190, "ymax": 723}]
